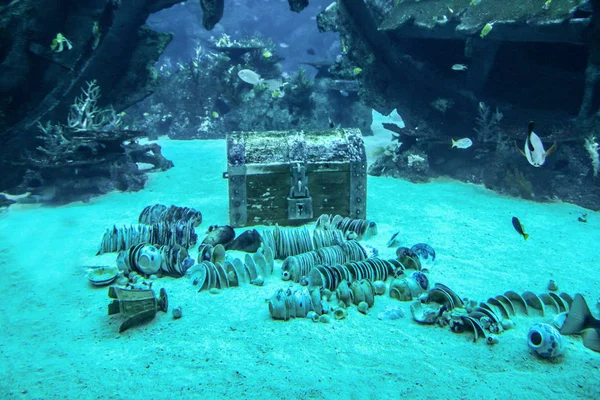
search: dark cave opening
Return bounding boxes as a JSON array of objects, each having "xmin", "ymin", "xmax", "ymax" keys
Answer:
[{"xmin": 400, "ymin": 38, "xmax": 587, "ymax": 115}]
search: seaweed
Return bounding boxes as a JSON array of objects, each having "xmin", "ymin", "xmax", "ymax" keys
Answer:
[{"xmin": 504, "ymin": 167, "xmax": 533, "ymax": 199}]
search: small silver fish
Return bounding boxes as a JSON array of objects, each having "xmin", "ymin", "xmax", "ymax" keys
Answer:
[
  {"xmin": 279, "ymin": 43, "xmax": 289, "ymax": 48},
  {"xmin": 452, "ymin": 64, "xmax": 468, "ymax": 71},
  {"xmin": 451, "ymin": 138, "xmax": 473, "ymax": 149},
  {"xmin": 237, "ymin": 69, "xmax": 262, "ymax": 85}
]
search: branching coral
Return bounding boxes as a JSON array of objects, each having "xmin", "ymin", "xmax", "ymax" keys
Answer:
[
  {"xmin": 67, "ymin": 80, "xmax": 121, "ymax": 132},
  {"xmin": 474, "ymin": 102, "xmax": 503, "ymax": 143},
  {"xmin": 584, "ymin": 136, "xmax": 599, "ymax": 177}
]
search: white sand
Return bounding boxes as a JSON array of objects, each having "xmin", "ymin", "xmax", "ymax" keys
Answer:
[{"xmin": 1, "ymin": 136, "xmax": 599, "ymax": 399}]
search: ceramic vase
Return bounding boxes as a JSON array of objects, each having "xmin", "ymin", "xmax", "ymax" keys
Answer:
[{"xmin": 527, "ymin": 323, "xmax": 564, "ymax": 359}]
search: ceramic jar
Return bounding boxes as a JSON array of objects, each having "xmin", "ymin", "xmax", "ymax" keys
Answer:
[{"xmin": 527, "ymin": 323, "xmax": 564, "ymax": 358}]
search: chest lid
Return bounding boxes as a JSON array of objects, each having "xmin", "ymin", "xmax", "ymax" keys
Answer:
[{"xmin": 226, "ymin": 128, "xmax": 366, "ymax": 166}]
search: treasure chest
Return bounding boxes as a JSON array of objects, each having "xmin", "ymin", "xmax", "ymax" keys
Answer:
[{"xmin": 225, "ymin": 128, "xmax": 367, "ymax": 227}]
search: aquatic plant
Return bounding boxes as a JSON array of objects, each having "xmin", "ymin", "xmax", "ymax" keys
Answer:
[{"xmin": 504, "ymin": 167, "xmax": 533, "ymax": 199}]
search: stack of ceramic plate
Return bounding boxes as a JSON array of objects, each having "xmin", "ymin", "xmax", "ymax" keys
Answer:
[
  {"xmin": 336, "ymin": 279, "xmax": 376, "ymax": 307},
  {"xmin": 308, "ymin": 264, "xmax": 352, "ymax": 290},
  {"xmin": 158, "ymin": 244, "xmax": 194, "ymax": 277},
  {"xmin": 281, "ymin": 241, "xmax": 368, "ymax": 283},
  {"xmin": 139, "ymin": 204, "xmax": 202, "ymax": 227},
  {"xmin": 148, "ymin": 220, "xmax": 198, "ymax": 249},
  {"xmin": 484, "ymin": 289, "xmax": 572, "ymax": 319},
  {"xmin": 312, "ymin": 229, "xmax": 346, "ymax": 249},
  {"xmin": 308, "ymin": 258, "xmax": 395, "ymax": 291},
  {"xmin": 268, "ymin": 287, "xmax": 324, "ymax": 320},
  {"xmin": 261, "ymin": 229, "xmax": 276, "ymax": 253},
  {"xmin": 186, "ymin": 257, "xmax": 257, "ymax": 291},
  {"xmin": 315, "ymin": 214, "xmax": 378, "ymax": 240},
  {"xmin": 259, "ymin": 225, "xmax": 313, "ymax": 259},
  {"xmin": 345, "ymin": 258, "xmax": 395, "ymax": 282},
  {"xmin": 197, "ymin": 243, "xmax": 226, "ymax": 266},
  {"xmin": 256, "ymin": 243, "xmax": 275, "ymax": 274},
  {"xmin": 97, "ymin": 224, "xmax": 152, "ymax": 255},
  {"xmin": 276, "ymin": 225, "xmax": 314, "ymax": 258},
  {"xmin": 187, "ymin": 243, "xmax": 275, "ymax": 292},
  {"xmin": 98, "ymin": 220, "xmax": 198, "ymax": 255},
  {"xmin": 340, "ymin": 240, "xmax": 369, "ymax": 261},
  {"xmin": 186, "ymin": 260, "xmax": 231, "ymax": 291},
  {"xmin": 281, "ymin": 252, "xmax": 319, "ymax": 282}
]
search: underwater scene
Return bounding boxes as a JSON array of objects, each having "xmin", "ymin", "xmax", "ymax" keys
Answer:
[{"xmin": 1, "ymin": 0, "xmax": 600, "ymax": 398}]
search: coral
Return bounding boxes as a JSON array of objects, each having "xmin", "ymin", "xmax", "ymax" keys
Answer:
[
  {"xmin": 407, "ymin": 153, "xmax": 425, "ymax": 167},
  {"xmin": 584, "ymin": 136, "xmax": 599, "ymax": 177},
  {"xmin": 67, "ymin": 80, "xmax": 122, "ymax": 132},
  {"xmin": 129, "ymin": 44, "xmax": 233, "ymax": 138},
  {"xmin": 474, "ymin": 102, "xmax": 504, "ymax": 143},
  {"xmin": 24, "ymin": 79, "xmax": 173, "ymax": 204},
  {"xmin": 283, "ymin": 68, "xmax": 314, "ymax": 115},
  {"xmin": 430, "ymin": 98, "xmax": 454, "ymax": 114},
  {"xmin": 245, "ymin": 46, "xmax": 281, "ymax": 79},
  {"xmin": 214, "ymin": 33, "xmax": 234, "ymax": 47}
]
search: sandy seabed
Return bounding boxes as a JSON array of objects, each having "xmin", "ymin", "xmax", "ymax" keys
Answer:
[{"xmin": 1, "ymin": 133, "xmax": 599, "ymax": 400}]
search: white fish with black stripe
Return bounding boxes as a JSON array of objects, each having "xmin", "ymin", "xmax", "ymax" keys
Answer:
[{"xmin": 517, "ymin": 121, "xmax": 557, "ymax": 167}]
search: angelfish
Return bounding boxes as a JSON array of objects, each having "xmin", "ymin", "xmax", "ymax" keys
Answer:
[{"xmin": 517, "ymin": 121, "xmax": 557, "ymax": 167}]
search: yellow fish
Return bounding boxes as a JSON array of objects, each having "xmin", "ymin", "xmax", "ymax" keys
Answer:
[
  {"xmin": 480, "ymin": 23, "xmax": 493, "ymax": 38},
  {"xmin": 512, "ymin": 216, "xmax": 529, "ymax": 240}
]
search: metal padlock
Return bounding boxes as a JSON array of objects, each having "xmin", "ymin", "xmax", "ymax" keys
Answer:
[
  {"xmin": 287, "ymin": 197, "xmax": 313, "ymax": 220},
  {"xmin": 287, "ymin": 163, "xmax": 313, "ymax": 220}
]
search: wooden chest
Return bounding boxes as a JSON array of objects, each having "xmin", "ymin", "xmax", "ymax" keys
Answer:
[{"xmin": 225, "ymin": 128, "xmax": 367, "ymax": 227}]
